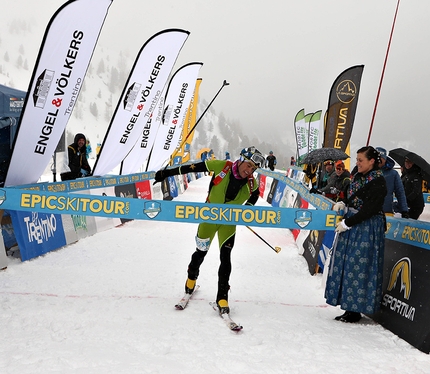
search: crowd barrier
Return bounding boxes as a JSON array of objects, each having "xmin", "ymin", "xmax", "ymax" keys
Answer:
[
  {"xmin": 1, "ymin": 166, "xmax": 429, "ymax": 353},
  {"xmin": 0, "ymin": 171, "xmax": 200, "ymax": 262},
  {"xmin": 259, "ymin": 166, "xmax": 430, "ymax": 354}
]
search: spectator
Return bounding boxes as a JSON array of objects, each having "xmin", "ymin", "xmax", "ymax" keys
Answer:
[
  {"xmin": 375, "ymin": 147, "xmax": 408, "ymax": 217},
  {"xmin": 320, "ymin": 160, "xmax": 351, "ymax": 201},
  {"xmin": 225, "ymin": 151, "xmax": 231, "ymax": 160},
  {"xmin": 402, "ymin": 157, "xmax": 425, "ymax": 219},
  {"xmin": 319, "ymin": 160, "xmax": 334, "ymax": 188},
  {"xmin": 201, "ymin": 151, "xmax": 209, "ymax": 175},
  {"xmin": 86, "ymin": 139, "xmax": 92, "ymax": 159},
  {"xmin": 327, "ymin": 146, "xmax": 387, "ymax": 323},
  {"xmin": 290, "ymin": 156, "xmax": 296, "ymax": 166},
  {"xmin": 61, "ymin": 133, "xmax": 91, "ymax": 181},
  {"xmin": 265, "ymin": 151, "xmax": 277, "ymax": 171}
]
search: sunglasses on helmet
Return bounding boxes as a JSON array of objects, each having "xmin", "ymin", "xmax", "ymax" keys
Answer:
[
  {"xmin": 241, "ymin": 150, "xmax": 264, "ymax": 168},
  {"xmin": 247, "ymin": 152, "xmax": 265, "ymax": 168}
]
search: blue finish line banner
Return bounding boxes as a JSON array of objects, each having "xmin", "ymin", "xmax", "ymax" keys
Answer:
[{"xmin": 0, "ymin": 188, "xmax": 338, "ymax": 230}]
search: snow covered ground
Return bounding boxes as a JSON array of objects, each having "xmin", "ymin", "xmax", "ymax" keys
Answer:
[{"xmin": 1, "ymin": 176, "xmax": 430, "ymax": 373}]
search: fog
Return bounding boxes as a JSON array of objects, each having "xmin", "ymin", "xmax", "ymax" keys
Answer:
[{"xmin": 3, "ymin": 0, "xmax": 430, "ymax": 160}]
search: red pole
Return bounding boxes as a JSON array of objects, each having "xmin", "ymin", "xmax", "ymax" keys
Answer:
[{"xmin": 366, "ymin": 0, "xmax": 400, "ymax": 146}]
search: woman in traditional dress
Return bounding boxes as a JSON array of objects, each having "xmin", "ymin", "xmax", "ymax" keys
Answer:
[{"xmin": 325, "ymin": 146, "xmax": 387, "ymax": 323}]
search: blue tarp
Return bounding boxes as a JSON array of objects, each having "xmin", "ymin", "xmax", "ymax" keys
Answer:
[{"xmin": 0, "ymin": 84, "xmax": 26, "ymax": 185}]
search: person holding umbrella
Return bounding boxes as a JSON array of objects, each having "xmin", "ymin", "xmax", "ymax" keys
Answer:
[
  {"xmin": 319, "ymin": 160, "xmax": 335, "ymax": 189},
  {"xmin": 319, "ymin": 160, "xmax": 351, "ymax": 201},
  {"xmin": 327, "ymin": 146, "xmax": 387, "ymax": 323},
  {"xmin": 402, "ymin": 157, "xmax": 425, "ymax": 219},
  {"xmin": 389, "ymin": 148, "xmax": 430, "ymax": 219}
]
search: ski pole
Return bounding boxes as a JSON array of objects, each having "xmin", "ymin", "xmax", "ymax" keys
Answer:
[
  {"xmin": 246, "ymin": 226, "xmax": 281, "ymax": 253},
  {"xmin": 169, "ymin": 79, "xmax": 230, "ymax": 164}
]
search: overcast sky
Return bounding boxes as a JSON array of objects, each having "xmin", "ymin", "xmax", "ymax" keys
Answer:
[{"xmin": 4, "ymin": 0, "xmax": 430, "ymax": 160}]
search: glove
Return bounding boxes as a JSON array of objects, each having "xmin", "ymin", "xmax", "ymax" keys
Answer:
[
  {"xmin": 329, "ymin": 187, "xmax": 339, "ymax": 195},
  {"xmin": 332, "ymin": 201, "xmax": 347, "ymax": 214},
  {"xmin": 80, "ymin": 168, "xmax": 89, "ymax": 177},
  {"xmin": 401, "ymin": 211, "xmax": 409, "ymax": 219},
  {"xmin": 335, "ymin": 219, "xmax": 350, "ymax": 233},
  {"xmin": 154, "ymin": 169, "xmax": 171, "ymax": 183}
]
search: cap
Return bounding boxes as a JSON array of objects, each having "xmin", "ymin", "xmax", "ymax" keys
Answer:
[
  {"xmin": 376, "ymin": 147, "xmax": 387, "ymax": 160},
  {"xmin": 324, "ymin": 160, "xmax": 334, "ymax": 166},
  {"xmin": 335, "ymin": 160, "xmax": 345, "ymax": 169}
]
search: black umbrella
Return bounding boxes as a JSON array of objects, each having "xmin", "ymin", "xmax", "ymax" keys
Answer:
[
  {"xmin": 302, "ymin": 147, "xmax": 349, "ymax": 165},
  {"xmin": 389, "ymin": 148, "xmax": 430, "ymax": 182}
]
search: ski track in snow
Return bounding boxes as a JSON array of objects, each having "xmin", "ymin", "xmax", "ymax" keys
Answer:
[{"xmin": 1, "ymin": 176, "xmax": 429, "ymax": 373}]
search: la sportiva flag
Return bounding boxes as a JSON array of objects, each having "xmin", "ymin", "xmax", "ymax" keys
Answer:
[
  {"xmin": 323, "ymin": 65, "xmax": 364, "ymax": 152},
  {"xmin": 92, "ymin": 29, "xmax": 190, "ymax": 176},
  {"xmin": 172, "ymin": 78, "xmax": 202, "ymax": 165},
  {"xmin": 147, "ymin": 62, "xmax": 203, "ymax": 172},
  {"xmin": 5, "ymin": 0, "xmax": 112, "ymax": 187}
]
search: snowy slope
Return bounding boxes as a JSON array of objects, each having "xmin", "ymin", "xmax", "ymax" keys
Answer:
[{"xmin": 1, "ymin": 176, "xmax": 429, "ymax": 374}]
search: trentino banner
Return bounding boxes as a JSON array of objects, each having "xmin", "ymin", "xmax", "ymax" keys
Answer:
[
  {"xmin": 147, "ymin": 62, "xmax": 203, "ymax": 172},
  {"xmin": 323, "ymin": 65, "xmax": 364, "ymax": 151},
  {"xmin": 5, "ymin": 0, "xmax": 113, "ymax": 187},
  {"xmin": 92, "ymin": 29, "xmax": 190, "ymax": 177},
  {"xmin": 308, "ymin": 110, "xmax": 322, "ymax": 154}
]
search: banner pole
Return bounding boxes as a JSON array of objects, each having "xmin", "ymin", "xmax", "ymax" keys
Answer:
[
  {"xmin": 168, "ymin": 79, "xmax": 229, "ymax": 165},
  {"xmin": 366, "ymin": 0, "xmax": 400, "ymax": 146}
]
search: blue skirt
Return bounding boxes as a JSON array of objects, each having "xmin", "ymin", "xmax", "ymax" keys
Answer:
[{"xmin": 324, "ymin": 212, "xmax": 385, "ymax": 314}]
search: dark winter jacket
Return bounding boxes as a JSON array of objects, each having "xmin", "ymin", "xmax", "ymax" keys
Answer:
[
  {"xmin": 402, "ymin": 164, "xmax": 424, "ymax": 210},
  {"xmin": 265, "ymin": 155, "xmax": 277, "ymax": 171},
  {"xmin": 65, "ymin": 133, "xmax": 91, "ymax": 180},
  {"xmin": 320, "ymin": 169, "xmax": 351, "ymax": 201},
  {"xmin": 381, "ymin": 157, "xmax": 408, "ymax": 214},
  {"xmin": 319, "ymin": 169, "xmax": 334, "ymax": 188}
]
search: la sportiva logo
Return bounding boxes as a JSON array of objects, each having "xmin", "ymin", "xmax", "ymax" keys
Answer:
[
  {"xmin": 382, "ymin": 257, "xmax": 415, "ymax": 321},
  {"xmin": 387, "ymin": 257, "xmax": 411, "ymax": 300},
  {"xmin": 336, "ymin": 79, "xmax": 357, "ymax": 104}
]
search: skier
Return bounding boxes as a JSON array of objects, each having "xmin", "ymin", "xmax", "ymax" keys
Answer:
[
  {"xmin": 265, "ymin": 151, "xmax": 277, "ymax": 171},
  {"xmin": 154, "ymin": 147, "xmax": 264, "ymax": 316}
]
